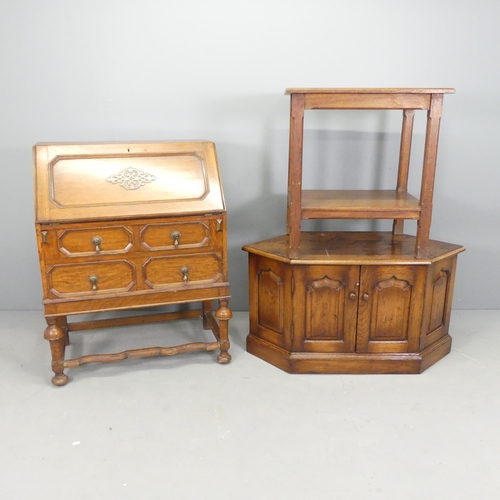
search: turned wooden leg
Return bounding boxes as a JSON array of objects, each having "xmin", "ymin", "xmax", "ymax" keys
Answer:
[
  {"xmin": 44, "ymin": 317, "xmax": 69, "ymax": 386},
  {"xmin": 202, "ymin": 300, "xmax": 213, "ymax": 330},
  {"xmin": 215, "ymin": 299, "xmax": 232, "ymax": 364},
  {"xmin": 56, "ymin": 316, "xmax": 70, "ymax": 346}
]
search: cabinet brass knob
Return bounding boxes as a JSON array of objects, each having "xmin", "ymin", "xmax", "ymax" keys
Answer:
[
  {"xmin": 91, "ymin": 236, "xmax": 102, "ymax": 253},
  {"xmin": 349, "ymin": 292, "xmax": 357, "ymax": 300},
  {"xmin": 88, "ymin": 275, "xmax": 98, "ymax": 291},
  {"xmin": 362, "ymin": 293, "xmax": 369, "ymax": 301},
  {"xmin": 171, "ymin": 230, "xmax": 181, "ymax": 247},
  {"xmin": 180, "ymin": 266, "xmax": 189, "ymax": 282}
]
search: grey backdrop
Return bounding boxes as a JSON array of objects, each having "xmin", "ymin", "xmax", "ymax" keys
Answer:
[{"xmin": 1, "ymin": 0, "xmax": 498, "ymax": 311}]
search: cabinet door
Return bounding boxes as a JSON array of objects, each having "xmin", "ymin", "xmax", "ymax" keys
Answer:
[
  {"xmin": 420, "ymin": 256, "xmax": 458, "ymax": 349},
  {"xmin": 293, "ymin": 265, "xmax": 359, "ymax": 353},
  {"xmin": 249, "ymin": 255, "xmax": 293, "ymax": 350},
  {"xmin": 357, "ymin": 265, "xmax": 425, "ymax": 353}
]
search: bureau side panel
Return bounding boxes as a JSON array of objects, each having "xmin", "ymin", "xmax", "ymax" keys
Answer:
[{"xmin": 35, "ymin": 226, "xmax": 51, "ymax": 301}]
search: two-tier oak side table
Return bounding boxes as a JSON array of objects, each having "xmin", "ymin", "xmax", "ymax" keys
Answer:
[
  {"xmin": 34, "ymin": 141, "xmax": 231, "ymax": 386},
  {"xmin": 284, "ymin": 88, "xmax": 455, "ymax": 259}
]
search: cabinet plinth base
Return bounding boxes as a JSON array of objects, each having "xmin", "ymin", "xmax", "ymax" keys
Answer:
[
  {"xmin": 243, "ymin": 232, "xmax": 464, "ymax": 375},
  {"xmin": 247, "ymin": 333, "xmax": 452, "ymax": 374}
]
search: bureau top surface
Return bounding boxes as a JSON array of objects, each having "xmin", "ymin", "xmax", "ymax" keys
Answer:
[
  {"xmin": 34, "ymin": 141, "xmax": 225, "ymax": 223},
  {"xmin": 242, "ymin": 232, "xmax": 465, "ymax": 265}
]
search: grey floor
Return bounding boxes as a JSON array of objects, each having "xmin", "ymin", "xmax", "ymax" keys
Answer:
[{"xmin": 1, "ymin": 309, "xmax": 499, "ymax": 499}]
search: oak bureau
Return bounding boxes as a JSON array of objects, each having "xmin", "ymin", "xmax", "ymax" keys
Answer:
[{"xmin": 34, "ymin": 141, "xmax": 231, "ymax": 385}]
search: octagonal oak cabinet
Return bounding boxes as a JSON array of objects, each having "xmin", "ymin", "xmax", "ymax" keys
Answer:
[{"xmin": 243, "ymin": 232, "xmax": 464, "ymax": 374}]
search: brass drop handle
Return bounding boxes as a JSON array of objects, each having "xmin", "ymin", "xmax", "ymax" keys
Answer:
[
  {"xmin": 362, "ymin": 293, "xmax": 369, "ymax": 301},
  {"xmin": 180, "ymin": 266, "xmax": 189, "ymax": 282},
  {"xmin": 88, "ymin": 275, "xmax": 98, "ymax": 291},
  {"xmin": 349, "ymin": 292, "xmax": 357, "ymax": 300},
  {"xmin": 171, "ymin": 230, "xmax": 181, "ymax": 247},
  {"xmin": 91, "ymin": 236, "xmax": 102, "ymax": 253}
]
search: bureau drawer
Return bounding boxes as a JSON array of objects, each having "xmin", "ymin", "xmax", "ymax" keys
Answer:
[
  {"xmin": 47, "ymin": 260, "xmax": 136, "ymax": 297},
  {"xmin": 140, "ymin": 220, "xmax": 214, "ymax": 251},
  {"xmin": 57, "ymin": 226, "xmax": 134, "ymax": 257},
  {"xmin": 142, "ymin": 253, "xmax": 223, "ymax": 288}
]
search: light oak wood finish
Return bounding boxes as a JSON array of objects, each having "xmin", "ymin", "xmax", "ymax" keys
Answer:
[
  {"xmin": 393, "ymin": 109, "xmax": 415, "ymax": 234},
  {"xmin": 243, "ymin": 232, "xmax": 463, "ymax": 374},
  {"xmin": 284, "ymin": 88, "xmax": 454, "ymax": 258},
  {"xmin": 416, "ymin": 94, "xmax": 444, "ymax": 257},
  {"xmin": 301, "ymin": 190, "xmax": 421, "ymax": 219},
  {"xmin": 35, "ymin": 141, "xmax": 231, "ymax": 385},
  {"xmin": 286, "ymin": 93, "xmax": 306, "ymax": 255}
]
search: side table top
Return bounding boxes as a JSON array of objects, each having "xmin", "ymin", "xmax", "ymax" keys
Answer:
[{"xmin": 285, "ymin": 88, "xmax": 456, "ymax": 94}]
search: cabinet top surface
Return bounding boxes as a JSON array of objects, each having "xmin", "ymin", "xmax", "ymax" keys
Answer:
[
  {"xmin": 285, "ymin": 88, "xmax": 455, "ymax": 95},
  {"xmin": 34, "ymin": 141, "xmax": 225, "ymax": 223},
  {"xmin": 243, "ymin": 232, "xmax": 465, "ymax": 265}
]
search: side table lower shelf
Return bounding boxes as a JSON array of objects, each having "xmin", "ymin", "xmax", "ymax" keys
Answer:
[{"xmin": 243, "ymin": 232, "xmax": 464, "ymax": 374}]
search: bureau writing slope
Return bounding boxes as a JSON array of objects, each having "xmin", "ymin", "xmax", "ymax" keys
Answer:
[
  {"xmin": 243, "ymin": 88, "xmax": 464, "ymax": 374},
  {"xmin": 35, "ymin": 141, "xmax": 231, "ymax": 385}
]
